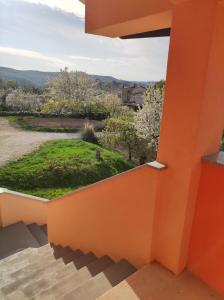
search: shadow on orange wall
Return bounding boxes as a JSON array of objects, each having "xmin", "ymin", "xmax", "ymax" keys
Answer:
[
  {"xmin": 188, "ymin": 160, "xmax": 224, "ymax": 296},
  {"xmin": 0, "ymin": 189, "xmax": 48, "ymax": 227},
  {"xmin": 48, "ymin": 164, "xmax": 166, "ymax": 268}
]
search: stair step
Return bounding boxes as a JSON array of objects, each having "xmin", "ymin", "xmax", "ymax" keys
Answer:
[
  {"xmin": 32, "ymin": 256, "xmax": 115, "ymax": 300},
  {"xmin": 0, "ymin": 248, "xmax": 35, "ymax": 280},
  {"xmin": 14, "ymin": 263, "xmax": 77, "ymax": 298},
  {"xmin": 58, "ymin": 249, "xmax": 84, "ymax": 264},
  {"xmin": 1, "ymin": 258, "xmax": 65, "ymax": 297},
  {"xmin": 71, "ymin": 252, "xmax": 98, "ymax": 270},
  {"xmin": 8, "ymin": 253, "xmax": 62, "ymax": 280},
  {"xmin": 1, "ymin": 246, "xmax": 82, "ymax": 281},
  {"xmin": 40, "ymin": 224, "xmax": 47, "ymax": 236},
  {"xmin": 0, "ymin": 248, "xmax": 33, "ymax": 266},
  {"xmin": 1, "ymin": 251, "xmax": 97, "ymax": 298},
  {"xmin": 0, "ymin": 245, "xmax": 55, "ymax": 278},
  {"xmin": 51, "ymin": 245, "xmax": 74, "ymax": 259},
  {"xmin": 0, "ymin": 222, "xmax": 40, "ymax": 260},
  {"xmin": 62, "ymin": 259, "xmax": 137, "ymax": 300},
  {"xmin": 27, "ymin": 224, "xmax": 48, "ymax": 246},
  {"xmin": 0, "ymin": 253, "xmax": 55, "ymax": 286},
  {"xmin": 0, "ymin": 245, "xmax": 83, "ymax": 282}
]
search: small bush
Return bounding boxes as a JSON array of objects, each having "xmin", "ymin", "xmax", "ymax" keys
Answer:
[{"xmin": 81, "ymin": 123, "xmax": 98, "ymax": 144}]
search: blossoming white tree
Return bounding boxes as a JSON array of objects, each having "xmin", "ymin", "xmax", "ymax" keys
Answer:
[
  {"xmin": 47, "ymin": 67, "xmax": 97, "ymax": 102},
  {"xmin": 6, "ymin": 89, "xmax": 42, "ymax": 111},
  {"xmin": 134, "ymin": 86, "xmax": 164, "ymax": 159}
]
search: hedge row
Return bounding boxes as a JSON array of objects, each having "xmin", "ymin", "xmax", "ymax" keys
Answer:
[{"xmin": 0, "ymin": 111, "xmax": 109, "ymax": 120}]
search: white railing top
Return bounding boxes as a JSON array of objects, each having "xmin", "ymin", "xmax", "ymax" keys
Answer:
[
  {"xmin": 0, "ymin": 188, "xmax": 48, "ymax": 203},
  {"xmin": 0, "ymin": 161, "xmax": 167, "ymax": 204},
  {"xmin": 202, "ymin": 151, "xmax": 224, "ymax": 166},
  {"xmin": 147, "ymin": 161, "xmax": 167, "ymax": 170},
  {"xmin": 49, "ymin": 161, "xmax": 167, "ymax": 203}
]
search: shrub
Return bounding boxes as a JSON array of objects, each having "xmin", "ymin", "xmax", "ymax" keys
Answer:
[{"xmin": 81, "ymin": 123, "xmax": 98, "ymax": 144}]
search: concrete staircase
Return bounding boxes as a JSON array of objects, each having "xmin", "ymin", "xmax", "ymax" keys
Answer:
[{"xmin": 0, "ymin": 222, "xmax": 137, "ymax": 299}]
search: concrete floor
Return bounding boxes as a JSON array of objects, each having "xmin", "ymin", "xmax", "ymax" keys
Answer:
[{"xmin": 99, "ymin": 263, "xmax": 224, "ymax": 300}]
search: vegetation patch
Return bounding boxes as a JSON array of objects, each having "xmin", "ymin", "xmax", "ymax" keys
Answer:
[
  {"xmin": 0, "ymin": 140, "xmax": 134, "ymax": 199},
  {"xmin": 17, "ymin": 187, "xmax": 78, "ymax": 199}
]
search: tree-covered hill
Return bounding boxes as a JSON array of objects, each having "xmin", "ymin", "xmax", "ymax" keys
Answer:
[{"xmin": 0, "ymin": 66, "xmax": 150, "ymax": 90}]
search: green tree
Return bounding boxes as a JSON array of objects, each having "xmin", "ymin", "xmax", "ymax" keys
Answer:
[
  {"xmin": 154, "ymin": 80, "xmax": 166, "ymax": 90},
  {"xmin": 101, "ymin": 113, "xmax": 138, "ymax": 161}
]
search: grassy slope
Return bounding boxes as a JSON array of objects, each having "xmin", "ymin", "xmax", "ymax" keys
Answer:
[{"xmin": 0, "ymin": 140, "xmax": 133, "ymax": 199}]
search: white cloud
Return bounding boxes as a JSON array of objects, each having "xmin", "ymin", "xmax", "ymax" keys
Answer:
[
  {"xmin": 0, "ymin": 0, "xmax": 169, "ymax": 81},
  {"xmin": 68, "ymin": 55, "xmax": 101, "ymax": 61},
  {"xmin": 68, "ymin": 55, "xmax": 128, "ymax": 65},
  {"xmin": 0, "ymin": 46, "xmax": 69, "ymax": 67},
  {"xmin": 22, "ymin": 0, "xmax": 85, "ymax": 17}
]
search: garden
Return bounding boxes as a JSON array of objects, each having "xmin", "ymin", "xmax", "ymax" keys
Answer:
[{"xmin": 0, "ymin": 68, "xmax": 165, "ymax": 199}]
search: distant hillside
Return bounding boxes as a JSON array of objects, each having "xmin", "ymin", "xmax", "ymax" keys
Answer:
[{"xmin": 0, "ymin": 67, "xmax": 150, "ymax": 90}]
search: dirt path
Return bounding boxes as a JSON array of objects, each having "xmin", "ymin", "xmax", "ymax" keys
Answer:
[{"xmin": 0, "ymin": 117, "xmax": 82, "ymax": 167}]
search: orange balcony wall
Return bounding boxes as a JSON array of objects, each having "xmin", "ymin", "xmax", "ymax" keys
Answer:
[
  {"xmin": 82, "ymin": 0, "xmax": 224, "ymax": 286},
  {"xmin": 0, "ymin": 189, "xmax": 48, "ymax": 227},
  {"xmin": 48, "ymin": 164, "xmax": 166, "ymax": 268},
  {"xmin": 188, "ymin": 157, "xmax": 224, "ymax": 296}
]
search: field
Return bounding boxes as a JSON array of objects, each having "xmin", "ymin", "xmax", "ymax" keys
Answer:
[
  {"xmin": 11, "ymin": 116, "xmax": 105, "ymax": 132},
  {"xmin": 0, "ymin": 139, "xmax": 134, "ymax": 199}
]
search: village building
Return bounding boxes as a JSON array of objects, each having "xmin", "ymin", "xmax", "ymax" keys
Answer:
[{"xmin": 121, "ymin": 85, "xmax": 146, "ymax": 106}]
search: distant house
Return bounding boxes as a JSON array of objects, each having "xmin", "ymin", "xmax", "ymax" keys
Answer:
[{"xmin": 121, "ymin": 84, "xmax": 146, "ymax": 106}]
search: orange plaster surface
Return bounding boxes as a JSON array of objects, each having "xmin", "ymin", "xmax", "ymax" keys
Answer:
[
  {"xmin": 188, "ymin": 162, "xmax": 224, "ymax": 296},
  {"xmin": 48, "ymin": 165, "xmax": 164, "ymax": 268},
  {"xmin": 85, "ymin": 0, "xmax": 172, "ymax": 37},
  {"xmin": 0, "ymin": 192, "xmax": 47, "ymax": 227},
  {"xmin": 154, "ymin": 0, "xmax": 224, "ymax": 274}
]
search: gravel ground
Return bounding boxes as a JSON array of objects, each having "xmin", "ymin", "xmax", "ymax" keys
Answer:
[{"xmin": 0, "ymin": 117, "xmax": 82, "ymax": 167}]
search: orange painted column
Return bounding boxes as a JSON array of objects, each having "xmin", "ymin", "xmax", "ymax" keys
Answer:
[{"xmin": 154, "ymin": 0, "xmax": 224, "ymax": 274}]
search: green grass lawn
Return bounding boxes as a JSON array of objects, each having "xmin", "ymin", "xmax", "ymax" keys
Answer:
[{"xmin": 0, "ymin": 140, "xmax": 134, "ymax": 199}]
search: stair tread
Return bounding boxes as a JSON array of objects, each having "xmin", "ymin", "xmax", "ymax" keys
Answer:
[
  {"xmin": 1, "ymin": 252, "xmax": 97, "ymax": 298},
  {"xmin": 0, "ymin": 222, "xmax": 40, "ymax": 260},
  {"xmin": 61, "ymin": 259, "xmax": 137, "ymax": 300},
  {"xmin": 0, "ymin": 244, "xmax": 77, "ymax": 271},
  {"xmin": 0, "ymin": 245, "xmax": 56, "ymax": 277},
  {"xmin": 0, "ymin": 222, "xmax": 136, "ymax": 300},
  {"xmin": 32, "ymin": 256, "xmax": 115, "ymax": 300},
  {"xmin": 1, "ymin": 258, "xmax": 66, "ymax": 297},
  {"xmin": 1, "ymin": 247, "xmax": 83, "ymax": 283},
  {"xmin": 27, "ymin": 224, "xmax": 48, "ymax": 246}
]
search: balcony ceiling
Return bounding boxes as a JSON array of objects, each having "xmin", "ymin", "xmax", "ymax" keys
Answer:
[{"xmin": 79, "ymin": 0, "xmax": 224, "ymax": 38}]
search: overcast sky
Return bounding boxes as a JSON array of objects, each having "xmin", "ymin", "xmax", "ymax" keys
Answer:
[{"xmin": 0, "ymin": 0, "xmax": 170, "ymax": 81}]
